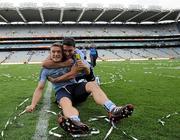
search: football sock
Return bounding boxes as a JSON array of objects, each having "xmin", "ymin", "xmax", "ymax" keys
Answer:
[
  {"xmin": 69, "ymin": 115, "xmax": 80, "ymax": 122},
  {"xmin": 104, "ymin": 100, "xmax": 116, "ymax": 112}
]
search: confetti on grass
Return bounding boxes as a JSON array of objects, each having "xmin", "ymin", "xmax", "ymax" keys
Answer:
[
  {"xmin": 158, "ymin": 112, "xmax": 178, "ymax": 126},
  {"xmin": 1, "ymin": 98, "xmax": 29, "ymax": 138}
]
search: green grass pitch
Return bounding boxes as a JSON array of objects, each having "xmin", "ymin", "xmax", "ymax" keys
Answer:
[{"xmin": 0, "ymin": 60, "xmax": 180, "ymax": 140}]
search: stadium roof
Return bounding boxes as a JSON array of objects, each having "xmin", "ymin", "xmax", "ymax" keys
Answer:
[{"xmin": 0, "ymin": 2, "xmax": 180, "ymax": 24}]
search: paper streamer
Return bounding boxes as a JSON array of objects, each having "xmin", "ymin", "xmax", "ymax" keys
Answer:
[
  {"xmin": 1, "ymin": 98, "xmax": 29, "ymax": 138},
  {"xmin": 158, "ymin": 112, "xmax": 178, "ymax": 126},
  {"xmin": 49, "ymin": 126, "xmax": 63, "ymax": 138},
  {"xmin": 103, "ymin": 126, "xmax": 114, "ymax": 140},
  {"xmin": 89, "ymin": 115, "xmax": 138, "ymax": 140},
  {"xmin": 44, "ymin": 110, "xmax": 57, "ymax": 115}
]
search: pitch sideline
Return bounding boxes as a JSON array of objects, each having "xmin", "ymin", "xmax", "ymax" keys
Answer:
[{"xmin": 32, "ymin": 82, "xmax": 52, "ymax": 140}]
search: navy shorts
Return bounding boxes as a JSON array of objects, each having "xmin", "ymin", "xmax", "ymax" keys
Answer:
[{"xmin": 56, "ymin": 82, "xmax": 90, "ymax": 104}]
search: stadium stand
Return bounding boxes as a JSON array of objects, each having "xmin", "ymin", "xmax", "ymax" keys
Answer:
[
  {"xmin": 1, "ymin": 47, "xmax": 180, "ymax": 64},
  {"xmin": 0, "ymin": 24, "xmax": 179, "ymax": 37},
  {"xmin": 0, "ymin": 2, "xmax": 180, "ymax": 64}
]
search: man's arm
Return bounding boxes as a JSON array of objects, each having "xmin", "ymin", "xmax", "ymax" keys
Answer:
[
  {"xmin": 76, "ymin": 60, "xmax": 90, "ymax": 75},
  {"xmin": 48, "ymin": 60, "xmax": 90, "ymax": 83},
  {"xmin": 42, "ymin": 56, "xmax": 73, "ymax": 68},
  {"xmin": 48, "ymin": 65, "xmax": 79, "ymax": 83},
  {"xmin": 26, "ymin": 81, "xmax": 45, "ymax": 112}
]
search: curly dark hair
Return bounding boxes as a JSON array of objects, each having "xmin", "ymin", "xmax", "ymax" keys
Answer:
[{"xmin": 63, "ymin": 37, "xmax": 75, "ymax": 47}]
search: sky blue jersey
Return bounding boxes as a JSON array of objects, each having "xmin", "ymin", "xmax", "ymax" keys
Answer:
[{"xmin": 39, "ymin": 67, "xmax": 77, "ymax": 92}]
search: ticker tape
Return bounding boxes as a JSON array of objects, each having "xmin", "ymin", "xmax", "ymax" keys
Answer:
[
  {"xmin": 158, "ymin": 112, "xmax": 178, "ymax": 126},
  {"xmin": 89, "ymin": 115, "xmax": 138, "ymax": 140},
  {"xmin": 1, "ymin": 98, "xmax": 29, "ymax": 138}
]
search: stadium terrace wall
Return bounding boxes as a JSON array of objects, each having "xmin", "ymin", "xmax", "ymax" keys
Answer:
[
  {"xmin": 0, "ymin": 23, "xmax": 180, "ymax": 51},
  {"xmin": 0, "ymin": 36, "xmax": 180, "ymax": 51},
  {"xmin": 0, "ymin": 23, "xmax": 179, "ymax": 38}
]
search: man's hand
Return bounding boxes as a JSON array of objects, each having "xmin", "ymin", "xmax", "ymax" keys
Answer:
[
  {"xmin": 48, "ymin": 76, "xmax": 57, "ymax": 83},
  {"xmin": 76, "ymin": 60, "xmax": 90, "ymax": 75},
  {"xmin": 76, "ymin": 60, "xmax": 87, "ymax": 71},
  {"xmin": 47, "ymin": 65, "xmax": 78, "ymax": 83},
  {"xmin": 26, "ymin": 105, "xmax": 35, "ymax": 113},
  {"xmin": 42, "ymin": 56, "xmax": 73, "ymax": 68},
  {"xmin": 70, "ymin": 65, "xmax": 79, "ymax": 73}
]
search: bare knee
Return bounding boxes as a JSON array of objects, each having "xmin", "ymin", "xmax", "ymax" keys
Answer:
[
  {"xmin": 59, "ymin": 97, "xmax": 72, "ymax": 107},
  {"xmin": 86, "ymin": 81, "xmax": 99, "ymax": 92}
]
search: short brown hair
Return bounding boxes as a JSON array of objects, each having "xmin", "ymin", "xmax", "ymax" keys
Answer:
[
  {"xmin": 51, "ymin": 42, "xmax": 62, "ymax": 48},
  {"xmin": 50, "ymin": 42, "xmax": 66, "ymax": 61}
]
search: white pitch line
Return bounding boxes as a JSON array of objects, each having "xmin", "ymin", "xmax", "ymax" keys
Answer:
[{"xmin": 32, "ymin": 82, "xmax": 52, "ymax": 140}]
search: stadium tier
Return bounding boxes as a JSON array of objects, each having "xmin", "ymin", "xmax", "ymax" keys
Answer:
[
  {"xmin": 1, "ymin": 48, "xmax": 180, "ymax": 64},
  {"xmin": 0, "ymin": 2, "xmax": 180, "ymax": 63},
  {"xmin": 0, "ymin": 23, "xmax": 179, "ymax": 38}
]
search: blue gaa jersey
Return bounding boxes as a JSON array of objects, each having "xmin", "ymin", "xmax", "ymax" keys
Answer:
[
  {"xmin": 75, "ymin": 49, "xmax": 91, "ymax": 77},
  {"xmin": 90, "ymin": 48, "xmax": 97, "ymax": 56},
  {"xmin": 75, "ymin": 48, "xmax": 91, "ymax": 66},
  {"xmin": 75, "ymin": 49, "xmax": 90, "ymax": 66},
  {"xmin": 39, "ymin": 67, "xmax": 77, "ymax": 92}
]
